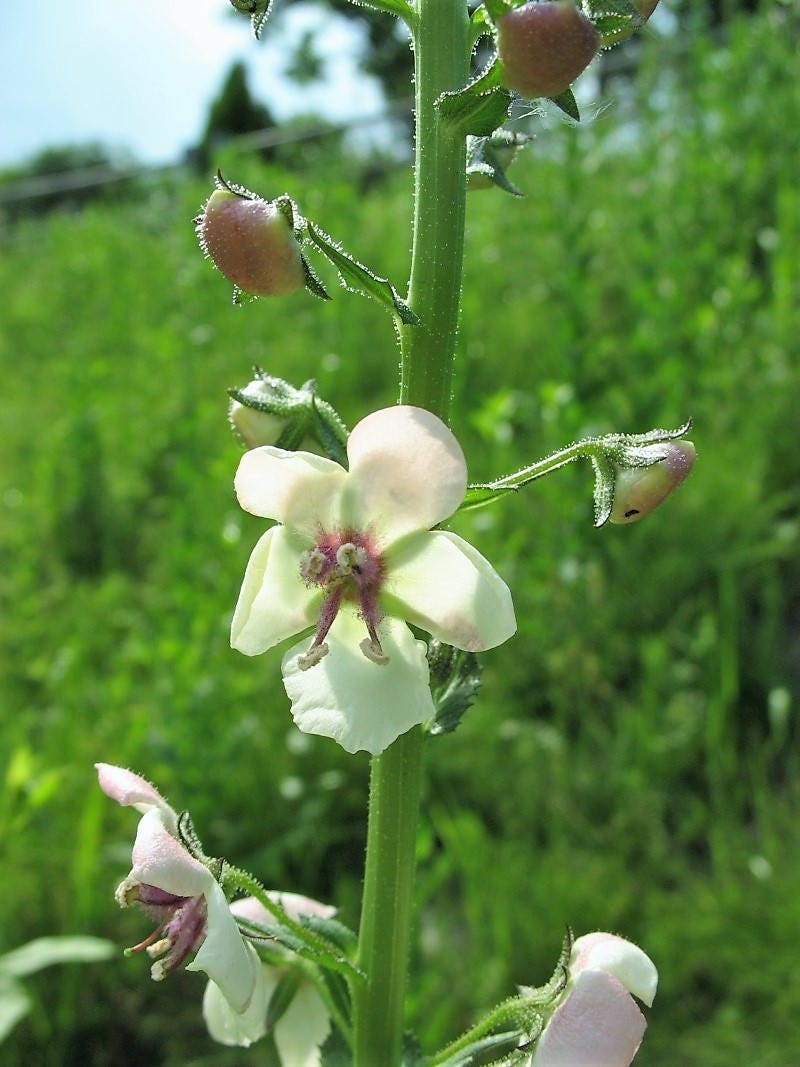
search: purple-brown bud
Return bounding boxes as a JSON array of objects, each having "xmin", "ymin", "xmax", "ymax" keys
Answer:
[
  {"xmin": 198, "ymin": 189, "xmax": 305, "ymax": 298},
  {"xmin": 609, "ymin": 441, "xmax": 696, "ymax": 524},
  {"xmin": 497, "ymin": 2, "xmax": 600, "ymax": 99}
]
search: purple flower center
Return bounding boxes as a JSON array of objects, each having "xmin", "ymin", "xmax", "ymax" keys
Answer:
[
  {"xmin": 298, "ymin": 529, "xmax": 387, "ymax": 668},
  {"xmin": 123, "ymin": 881, "xmax": 208, "ymax": 981}
]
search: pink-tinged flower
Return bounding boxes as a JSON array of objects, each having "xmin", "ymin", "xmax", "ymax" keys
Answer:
[
  {"xmin": 232, "ymin": 405, "xmax": 516, "ymax": 755},
  {"xmin": 95, "ymin": 764, "xmax": 260, "ymax": 1018},
  {"xmin": 203, "ymin": 895, "xmax": 333, "ymax": 1059},
  {"xmin": 529, "ymin": 933, "xmax": 657, "ymax": 1067},
  {"xmin": 609, "ymin": 441, "xmax": 695, "ymax": 524}
]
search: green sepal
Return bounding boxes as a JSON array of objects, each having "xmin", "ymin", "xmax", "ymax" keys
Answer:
[
  {"xmin": 310, "ymin": 396, "xmax": 349, "ymax": 467},
  {"xmin": 591, "ymin": 453, "xmax": 617, "ymax": 528},
  {"xmin": 434, "ymin": 1030, "xmax": 527, "ymax": 1067},
  {"xmin": 583, "ymin": 0, "xmax": 644, "ymax": 47},
  {"xmin": 316, "ymin": 969, "xmax": 353, "ymax": 1045},
  {"xmin": 469, "ymin": 4, "xmax": 494, "ymax": 47},
  {"xmin": 426, "ymin": 641, "xmax": 483, "ymax": 738},
  {"xmin": 304, "ymin": 221, "xmax": 417, "ymax": 325},
  {"xmin": 236, "ymin": 911, "xmax": 365, "ymax": 983},
  {"xmin": 264, "ymin": 970, "xmax": 302, "ymax": 1032},
  {"xmin": 466, "ymin": 131, "xmax": 530, "ymax": 196},
  {"xmin": 300, "ymin": 914, "xmax": 359, "ymax": 958},
  {"xmin": 436, "ymin": 59, "xmax": 513, "ymax": 139},
  {"xmin": 482, "ymin": 0, "xmax": 515, "ymax": 24},
  {"xmin": 458, "ymin": 483, "xmax": 519, "ymax": 512},
  {"xmin": 549, "ymin": 86, "xmax": 581, "ymax": 122},
  {"xmin": 227, "ymin": 0, "xmax": 275, "ymax": 40},
  {"xmin": 320, "ymin": 1028, "xmax": 351, "ymax": 1067}
]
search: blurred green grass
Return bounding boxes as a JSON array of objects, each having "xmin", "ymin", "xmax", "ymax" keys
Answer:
[{"xmin": 1, "ymin": 9, "xmax": 799, "ymax": 1065}]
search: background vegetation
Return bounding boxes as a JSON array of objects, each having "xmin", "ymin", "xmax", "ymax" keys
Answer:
[{"xmin": 1, "ymin": 7, "xmax": 798, "ymax": 1064}]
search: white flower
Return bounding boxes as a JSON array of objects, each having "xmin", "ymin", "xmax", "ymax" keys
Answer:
[
  {"xmin": 203, "ymin": 895, "xmax": 333, "ymax": 1060},
  {"xmin": 529, "ymin": 933, "xmax": 658, "ymax": 1067},
  {"xmin": 231, "ymin": 405, "xmax": 516, "ymax": 754},
  {"xmin": 95, "ymin": 763, "xmax": 261, "ymax": 1021}
]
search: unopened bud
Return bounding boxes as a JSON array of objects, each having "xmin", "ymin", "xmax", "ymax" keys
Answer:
[
  {"xmin": 198, "ymin": 189, "xmax": 305, "ymax": 298},
  {"xmin": 497, "ymin": 2, "xmax": 600, "ymax": 100},
  {"xmin": 609, "ymin": 441, "xmax": 695, "ymax": 524}
]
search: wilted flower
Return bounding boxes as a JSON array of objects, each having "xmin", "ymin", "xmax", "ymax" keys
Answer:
[
  {"xmin": 203, "ymin": 895, "xmax": 333, "ymax": 1059},
  {"xmin": 497, "ymin": 2, "xmax": 600, "ymax": 99},
  {"xmin": 529, "ymin": 933, "xmax": 657, "ymax": 1067},
  {"xmin": 231, "ymin": 405, "xmax": 516, "ymax": 754},
  {"xmin": 95, "ymin": 764, "xmax": 260, "ymax": 1017}
]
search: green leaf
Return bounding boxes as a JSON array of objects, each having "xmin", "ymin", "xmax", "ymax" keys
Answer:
[
  {"xmin": 591, "ymin": 453, "xmax": 617, "ymax": 528},
  {"xmin": 0, "ymin": 936, "xmax": 115, "ymax": 979},
  {"xmin": 0, "ymin": 976, "xmax": 31, "ymax": 1044},
  {"xmin": 304, "ymin": 222, "xmax": 417, "ymax": 324},
  {"xmin": 237, "ymin": 915, "xmax": 364, "ymax": 983},
  {"xmin": 483, "ymin": 0, "xmax": 515, "ymax": 23},
  {"xmin": 435, "ymin": 1030, "xmax": 526, "ymax": 1067},
  {"xmin": 436, "ymin": 59, "xmax": 513, "ymax": 139},
  {"xmin": 582, "ymin": 0, "xmax": 643, "ymax": 47},
  {"xmin": 549, "ymin": 87, "xmax": 580, "ymax": 122},
  {"xmin": 426, "ymin": 642, "xmax": 483, "ymax": 737}
]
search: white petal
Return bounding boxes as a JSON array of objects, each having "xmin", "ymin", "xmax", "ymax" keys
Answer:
[
  {"xmin": 344, "ymin": 406, "xmax": 467, "ymax": 544},
  {"xmin": 188, "ymin": 884, "xmax": 259, "ymax": 1013},
  {"xmin": 386, "ymin": 531, "xmax": 516, "ymax": 651},
  {"xmin": 130, "ymin": 809, "xmax": 212, "ymax": 898},
  {"xmin": 202, "ymin": 955, "xmax": 271, "ymax": 1047},
  {"xmin": 275, "ymin": 980, "xmax": 331, "ymax": 1067},
  {"xmin": 282, "ymin": 611, "xmax": 434, "ymax": 755},
  {"xmin": 95, "ymin": 763, "xmax": 176, "ymax": 825},
  {"xmin": 231, "ymin": 525, "xmax": 320, "ymax": 656},
  {"xmin": 531, "ymin": 970, "xmax": 647, "ymax": 1067},
  {"xmin": 230, "ymin": 894, "xmax": 336, "ymax": 926},
  {"xmin": 235, "ymin": 447, "xmax": 346, "ymax": 537},
  {"xmin": 571, "ymin": 934, "xmax": 658, "ymax": 1008}
]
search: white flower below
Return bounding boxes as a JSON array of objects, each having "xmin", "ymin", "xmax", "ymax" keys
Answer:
[
  {"xmin": 530, "ymin": 933, "xmax": 658, "ymax": 1067},
  {"xmin": 232, "ymin": 405, "xmax": 516, "ymax": 754}
]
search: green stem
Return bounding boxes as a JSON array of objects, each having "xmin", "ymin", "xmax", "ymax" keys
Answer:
[{"xmin": 352, "ymin": 3, "xmax": 470, "ymax": 1064}]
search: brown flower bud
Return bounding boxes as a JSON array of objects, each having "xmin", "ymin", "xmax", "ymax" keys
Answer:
[
  {"xmin": 198, "ymin": 190, "xmax": 305, "ymax": 298},
  {"xmin": 497, "ymin": 2, "xmax": 600, "ymax": 99}
]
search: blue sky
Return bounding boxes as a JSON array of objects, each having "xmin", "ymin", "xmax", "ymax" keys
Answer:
[{"xmin": 0, "ymin": 0, "xmax": 384, "ymax": 169}]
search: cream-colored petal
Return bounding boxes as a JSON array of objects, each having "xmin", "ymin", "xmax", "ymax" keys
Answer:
[
  {"xmin": 531, "ymin": 970, "xmax": 647, "ymax": 1067},
  {"xmin": 571, "ymin": 934, "xmax": 658, "ymax": 1008},
  {"xmin": 235, "ymin": 447, "xmax": 346, "ymax": 537},
  {"xmin": 202, "ymin": 955, "xmax": 272, "ymax": 1047},
  {"xmin": 282, "ymin": 611, "xmax": 434, "ymax": 755},
  {"xmin": 231, "ymin": 525, "xmax": 320, "ymax": 656},
  {"xmin": 95, "ymin": 763, "xmax": 177, "ymax": 827},
  {"xmin": 130, "ymin": 809, "xmax": 212, "ymax": 898},
  {"xmin": 343, "ymin": 406, "xmax": 467, "ymax": 544},
  {"xmin": 188, "ymin": 885, "xmax": 259, "ymax": 1013},
  {"xmin": 275, "ymin": 980, "xmax": 331, "ymax": 1067},
  {"xmin": 385, "ymin": 531, "xmax": 516, "ymax": 651}
]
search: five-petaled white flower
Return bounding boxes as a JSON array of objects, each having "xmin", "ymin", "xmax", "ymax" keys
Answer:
[
  {"xmin": 529, "ymin": 933, "xmax": 658, "ymax": 1067},
  {"xmin": 203, "ymin": 894, "xmax": 333, "ymax": 1060},
  {"xmin": 95, "ymin": 763, "xmax": 261, "ymax": 1020},
  {"xmin": 231, "ymin": 405, "xmax": 516, "ymax": 755}
]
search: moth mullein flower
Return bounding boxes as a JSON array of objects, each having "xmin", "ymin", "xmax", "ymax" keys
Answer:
[
  {"xmin": 231, "ymin": 405, "xmax": 516, "ymax": 755},
  {"xmin": 529, "ymin": 933, "xmax": 658, "ymax": 1067},
  {"xmin": 203, "ymin": 894, "xmax": 334, "ymax": 1058},
  {"xmin": 95, "ymin": 763, "xmax": 261, "ymax": 1019}
]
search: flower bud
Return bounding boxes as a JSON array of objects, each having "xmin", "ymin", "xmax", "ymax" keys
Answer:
[
  {"xmin": 609, "ymin": 441, "xmax": 696, "ymax": 524},
  {"xmin": 198, "ymin": 189, "xmax": 305, "ymax": 298},
  {"xmin": 228, "ymin": 376, "xmax": 313, "ymax": 451},
  {"xmin": 497, "ymin": 2, "xmax": 600, "ymax": 100}
]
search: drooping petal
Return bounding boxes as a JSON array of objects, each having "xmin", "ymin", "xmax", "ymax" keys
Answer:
[
  {"xmin": 281, "ymin": 610, "xmax": 434, "ymax": 755},
  {"xmin": 95, "ymin": 763, "xmax": 175, "ymax": 823},
  {"xmin": 234, "ymin": 447, "xmax": 346, "ymax": 537},
  {"xmin": 230, "ymin": 894, "xmax": 336, "ymax": 928},
  {"xmin": 344, "ymin": 406, "xmax": 468, "ymax": 544},
  {"xmin": 130, "ymin": 809, "xmax": 213, "ymax": 899},
  {"xmin": 188, "ymin": 882, "xmax": 259, "ymax": 1013},
  {"xmin": 231, "ymin": 525, "xmax": 320, "ymax": 656},
  {"xmin": 202, "ymin": 955, "xmax": 271, "ymax": 1047},
  {"xmin": 571, "ymin": 934, "xmax": 658, "ymax": 1008},
  {"xmin": 531, "ymin": 970, "xmax": 647, "ymax": 1067},
  {"xmin": 385, "ymin": 530, "xmax": 516, "ymax": 651},
  {"xmin": 275, "ymin": 979, "xmax": 331, "ymax": 1067}
]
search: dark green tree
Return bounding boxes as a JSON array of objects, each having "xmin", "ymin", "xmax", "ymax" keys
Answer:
[{"xmin": 195, "ymin": 60, "xmax": 276, "ymax": 170}]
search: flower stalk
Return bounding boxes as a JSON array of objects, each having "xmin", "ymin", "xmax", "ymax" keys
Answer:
[{"xmin": 353, "ymin": 1, "xmax": 471, "ymax": 1063}]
